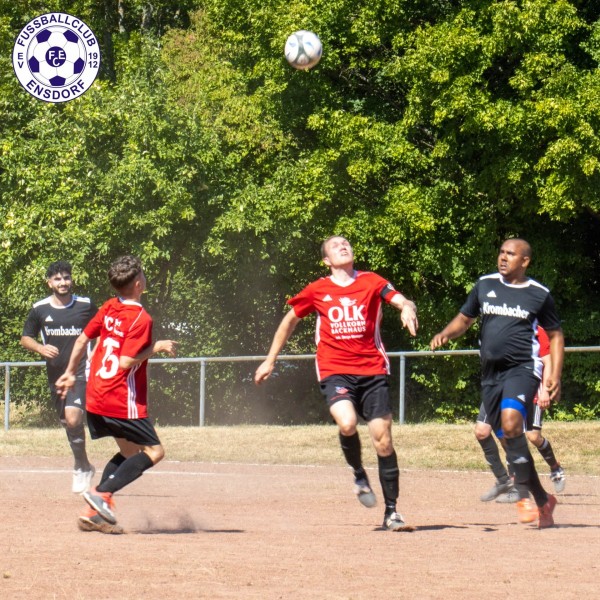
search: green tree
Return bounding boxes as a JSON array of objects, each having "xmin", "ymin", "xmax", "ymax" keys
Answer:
[{"xmin": 2, "ymin": 1, "xmax": 599, "ymax": 424}]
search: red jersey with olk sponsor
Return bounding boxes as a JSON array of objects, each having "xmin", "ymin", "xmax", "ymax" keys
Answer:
[
  {"xmin": 288, "ymin": 271, "xmax": 400, "ymax": 380},
  {"xmin": 84, "ymin": 297, "xmax": 153, "ymax": 419}
]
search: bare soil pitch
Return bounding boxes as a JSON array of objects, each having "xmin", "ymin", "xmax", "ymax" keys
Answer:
[{"xmin": 0, "ymin": 456, "xmax": 598, "ymax": 599}]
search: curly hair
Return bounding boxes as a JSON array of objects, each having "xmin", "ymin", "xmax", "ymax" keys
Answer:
[
  {"xmin": 108, "ymin": 255, "xmax": 143, "ymax": 292},
  {"xmin": 45, "ymin": 260, "xmax": 72, "ymax": 279}
]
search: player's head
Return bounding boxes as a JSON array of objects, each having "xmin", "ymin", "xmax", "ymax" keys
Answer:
[
  {"xmin": 498, "ymin": 238, "xmax": 531, "ymax": 282},
  {"xmin": 321, "ymin": 236, "xmax": 354, "ymax": 268},
  {"xmin": 45, "ymin": 260, "xmax": 73, "ymax": 297},
  {"xmin": 46, "ymin": 260, "xmax": 72, "ymax": 279},
  {"xmin": 108, "ymin": 255, "xmax": 146, "ymax": 296}
]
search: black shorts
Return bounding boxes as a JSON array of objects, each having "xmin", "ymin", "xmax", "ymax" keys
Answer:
[
  {"xmin": 477, "ymin": 401, "xmax": 544, "ymax": 432},
  {"xmin": 478, "ymin": 366, "xmax": 540, "ymax": 437},
  {"xmin": 87, "ymin": 412, "xmax": 161, "ymax": 446},
  {"xmin": 50, "ymin": 379, "xmax": 87, "ymax": 420},
  {"xmin": 319, "ymin": 374, "xmax": 392, "ymax": 422}
]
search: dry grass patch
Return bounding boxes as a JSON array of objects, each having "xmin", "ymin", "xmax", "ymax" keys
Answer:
[{"xmin": 1, "ymin": 421, "xmax": 598, "ymax": 475}]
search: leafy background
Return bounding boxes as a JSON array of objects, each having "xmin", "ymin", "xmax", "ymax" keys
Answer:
[{"xmin": 1, "ymin": 0, "xmax": 599, "ymax": 424}]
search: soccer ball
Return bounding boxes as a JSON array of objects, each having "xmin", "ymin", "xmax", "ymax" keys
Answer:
[
  {"xmin": 27, "ymin": 26, "xmax": 87, "ymax": 87},
  {"xmin": 284, "ymin": 30, "xmax": 322, "ymax": 70}
]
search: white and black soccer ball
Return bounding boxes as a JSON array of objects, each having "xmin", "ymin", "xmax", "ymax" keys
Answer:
[
  {"xmin": 27, "ymin": 26, "xmax": 87, "ymax": 87},
  {"xmin": 284, "ymin": 30, "xmax": 322, "ymax": 70}
]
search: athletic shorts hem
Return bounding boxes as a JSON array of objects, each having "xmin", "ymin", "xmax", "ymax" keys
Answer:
[{"xmin": 87, "ymin": 412, "xmax": 161, "ymax": 446}]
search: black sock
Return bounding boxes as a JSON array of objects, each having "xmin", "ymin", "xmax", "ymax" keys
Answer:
[
  {"xmin": 505, "ymin": 435, "xmax": 548, "ymax": 507},
  {"xmin": 537, "ymin": 438, "xmax": 560, "ymax": 471},
  {"xmin": 507, "ymin": 460, "xmax": 528, "ymax": 499},
  {"xmin": 478, "ymin": 435, "xmax": 510, "ymax": 483},
  {"xmin": 65, "ymin": 422, "xmax": 89, "ymax": 470},
  {"xmin": 99, "ymin": 453, "xmax": 126, "ymax": 486},
  {"xmin": 339, "ymin": 432, "xmax": 364, "ymax": 479},
  {"xmin": 97, "ymin": 452, "xmax": 154, "ymax": 494},
  {"xmin": 378, "ymin": 452, "xmax": 399, "ymax": 513}
]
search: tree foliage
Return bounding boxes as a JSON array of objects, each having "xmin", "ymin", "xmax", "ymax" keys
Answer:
[{"xmin": 1, "ymin": 0, "xmax": 599, "ymax": 423}]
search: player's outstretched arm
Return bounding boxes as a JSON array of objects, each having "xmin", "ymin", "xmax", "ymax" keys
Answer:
[
  {"xmin": 430, "ymin": 313, "xmax": 475, "ymax": 350},
  {"xmin": 254, "ymin": 309, "xmax": 301, "ymax": 385},
  {"xmin": 389, "ymin": 294, "xmax": 418, "ymax": 336},
  {"xmin": 119, "ymin": 340, "xmax": 178, "ymax": 370},
  {"xmin": 55, "ymin": 332, "xmax": 91, "ymax": 398}
]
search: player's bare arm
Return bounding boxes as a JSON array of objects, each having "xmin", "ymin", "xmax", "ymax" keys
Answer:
[
  {"xmin": 55, "ymin": 332, "xmax": 91, "ymax": 397},
  {"xmin": 119, "ymin": 340, "xmax": 178, "ymax": 370},
  {"xmin": 537, "ymin": 354, "xmax": 552, "ymax": 410},
  {"xmin": 546, "ymin": 328, "xmax": 565, "ymax": 403},
  {"xmin": 389, "ymin": 293, "xmax": 418, "ymax": 336},
  {"xmin": 430, "ymin": 313, "xmax": 475, "ymax": 350},
  {"xmin": 254, "ymin": 309, "xmax": 302, "ymax": 385},
  {"xmin": 20, "ymin": 335, "xmax": 60, "ymax": 359}
]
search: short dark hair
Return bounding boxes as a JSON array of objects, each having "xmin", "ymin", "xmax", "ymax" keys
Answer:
[
  {"xmin": 503, "ymin": 237, "xmax": 532, "ymax": 259},
  {"xmin": 320, "ymin": 235, "xmax": 349, "ymax": 259},
  {"xmin": 108, "ymin": 255, "xmax": 143, "ymax": 292},
  {"xmin": 45, "ymin": 261, "xmax": 72, "ymax": 279}
]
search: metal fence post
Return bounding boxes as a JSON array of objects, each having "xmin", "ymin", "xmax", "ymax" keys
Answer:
[
  {"xmin": 399, "ymin": 354, "xmax": 406, "ymax": 425},
  {"xmin": 199, "ymin": 359, "xmax": 206, "ymax": 427},
  {"xmin": 4, "ymin": 365, "xmax": 10, "ymax": 432}
]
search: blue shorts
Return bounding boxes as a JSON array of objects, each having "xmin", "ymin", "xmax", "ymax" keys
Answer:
[{"xmin": 319, "ymin": 374, "xmax": 392, "ymax": 422}]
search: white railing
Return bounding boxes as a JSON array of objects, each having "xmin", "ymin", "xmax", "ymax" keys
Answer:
[{"xmin": 2, "ymin": 346, "xmax": 600, "ymax": 430}]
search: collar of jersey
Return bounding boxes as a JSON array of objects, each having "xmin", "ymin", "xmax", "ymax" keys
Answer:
[
  {"xmin": 498, "ymin": 274, "xmax": 531, "ymax": 288},
  {"xmin": 48, "ymin": 295, "xmax": 76, "ymax": 309},
  {"xmin": 328, "ymin": 270, "xmax": 358, "ymax": 287},
  {"xmin": 118, "ymin": 297, "xmax": 143, "ymax": 306}
]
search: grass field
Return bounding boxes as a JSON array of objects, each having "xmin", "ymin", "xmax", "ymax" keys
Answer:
[{"xmin": 1, "ymin": 421, "xmax": 599, "ymax": 475}]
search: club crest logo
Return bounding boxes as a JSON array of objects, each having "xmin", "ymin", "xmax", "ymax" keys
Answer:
[{"xmin": 12, "ymin": 13, "xmax": 100, "ymax": 103}]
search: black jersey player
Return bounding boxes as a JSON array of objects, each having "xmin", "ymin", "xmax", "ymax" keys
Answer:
[
  {"xmin": 430, "ymin": 238, "xmax": 564, "ymax": 528},
  {"xmin": 21, "ymin": 261, "xmax": 97, "ymax": 494}
]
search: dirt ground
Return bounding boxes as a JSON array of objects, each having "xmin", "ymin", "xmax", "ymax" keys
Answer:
[{"xmin": 0, "ymin": 456, "xmax": 598, "ymax": 600}]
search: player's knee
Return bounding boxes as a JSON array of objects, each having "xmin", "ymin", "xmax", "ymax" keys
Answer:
[
  {"xmin": 526, "ymin": 430, "xmax": 542, "ymax": 446},
  {"xmin": 63, "ymin": 408, "xmax": 84, "ymax": 429},
  {"xmin": 337, "ymin": 423, "xmax": 357, "ymax": 437},
  {"xmin": 65, "ymin": 421, "xmax": 85, "ymax": 437},
  {"xmin": 371, "ymin": 429, "xmax": 393, "ymax": 455},
  {"xmin": 474, "ymin": 422, "xmax": 492, "ymax": 441},
  {"xmin": 502, "ymin": 423, "xmax": 520, "ymax": 438},
  {"xmin": 334, "ymin": 412, "xmax": 358, "ymax": 436},
  {"xmin": 501, "ymin": 411, "xmax": 523, "ymax": 437},
  {"xmin": 374, "ymin": 440, "xmax": 394, "ymax": 456},
  {"xmin": 145, "ymin": 445, "xmax": 165, "ymax": 465}
]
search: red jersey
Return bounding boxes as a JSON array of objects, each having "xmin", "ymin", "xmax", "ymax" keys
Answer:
[
  {"xmin": 288, "ymin": 271, "xmax": 400, "ymax": 380},
  {"xmin": 537, "ymin": 325, "xmax": 550, "ymax": 358},
  {"xmin": 534, "ymin": 326, "xmax": 550, "ymax": 404},
  {"xmin": 84, "ymin": 297, "xmax": 153, "ymax": 419}
]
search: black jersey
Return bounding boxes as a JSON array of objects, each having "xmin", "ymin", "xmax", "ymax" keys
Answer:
[
  {"xmin": 460, "ymin": 273, "xmax": 561, "ymax": 380},
  {"xmin": 22, "ymin": 295, "xmax": 97, "ymax": 383}
]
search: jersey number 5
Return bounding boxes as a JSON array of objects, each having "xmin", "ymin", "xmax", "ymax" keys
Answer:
[{"xmin": 96, "ymin": 338, "xmax": 120, "ymax": 379}]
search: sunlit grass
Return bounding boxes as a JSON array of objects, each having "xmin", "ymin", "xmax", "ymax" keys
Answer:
[{"xmin": 1, "ymin": 422, "xmax": 598, "ymax": 475}]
